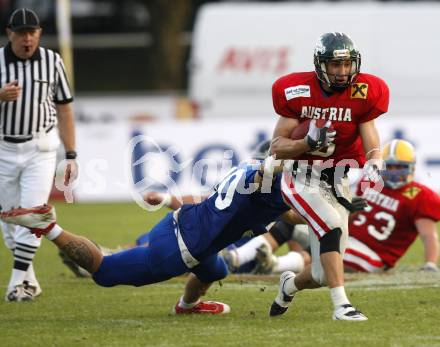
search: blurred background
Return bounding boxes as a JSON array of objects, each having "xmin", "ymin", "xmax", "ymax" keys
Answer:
[{"xmin": 1, "ymin": 0, "xmax": 439, "ymax": 202}]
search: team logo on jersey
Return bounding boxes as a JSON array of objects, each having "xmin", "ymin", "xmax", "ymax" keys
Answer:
[
  {"xmin": 402, "ymin": 186, "xmax": 421, "ymax": 199},
  {"xmin": 351, "ymin": 83, "xmax": 368, "ymax": 99},
  {"xmin": 284, "ymin": 85, "xmax": 311, "ymax": 100}
]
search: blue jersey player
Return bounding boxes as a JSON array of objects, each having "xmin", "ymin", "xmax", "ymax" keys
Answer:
[{"xmin": 1, "ymin": 161, "xmax": 289, "ymax": 314}]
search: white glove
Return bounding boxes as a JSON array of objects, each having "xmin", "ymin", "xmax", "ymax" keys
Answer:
[
  {"xmin": 363, "ymin": 161, "xmax": 381, "ymax": 182},
  {"xmin": 64, "ymin": 159, "xmax": 79, "ymax": 186},
  {"xmin": 305, "ymin": 120, "xmax": 336, "ymax": 150},
  {"xmin": 420, "ymin": 262, "xmax": 439, "ymax": 272}
]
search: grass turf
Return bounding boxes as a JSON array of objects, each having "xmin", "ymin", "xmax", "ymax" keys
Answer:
[{"xmin": 0, "ymin": 202, "xmax": 439, "ymax": 347}]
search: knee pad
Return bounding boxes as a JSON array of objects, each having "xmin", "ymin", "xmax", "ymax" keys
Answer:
[
  {"xmin": 320, "ymin": 228, "xmax": 342, "ymax": 254},
  {"xmin": 269, "ymin": 220, "xmax": 294, "ymax": 245},
  {"xmin": 193, "ymin": 256, "xmax": 228, "ymax": 283},
  {"xmin": 204, "ymin": 263, "xmax": 228, "ymax": 282}
]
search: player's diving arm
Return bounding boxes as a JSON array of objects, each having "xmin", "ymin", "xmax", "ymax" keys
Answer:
[
  {"xmin": 416, "ymin": 218, "xmax": 439, "ymax": 271},
  {"xmin": 270, "ymin": 116, "xmax": 311, "ymax": 159}
]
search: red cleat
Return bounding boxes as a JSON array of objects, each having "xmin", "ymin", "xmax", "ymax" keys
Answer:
[
  {"xmin": 173, "ymin": 300, "xmax": 231, "ymax": 315},
  {"xmin": 0, "ymin": 204, "xmax": 56, "ymax": 237}
]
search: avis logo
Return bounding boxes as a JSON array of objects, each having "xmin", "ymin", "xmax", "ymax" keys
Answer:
[{"xmin": 217, "ymin": 46, "xmax": 290, "ymax": 74}]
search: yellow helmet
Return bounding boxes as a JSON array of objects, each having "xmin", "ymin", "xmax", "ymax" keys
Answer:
[{"xmin": 381, "ymin": 139, "xmax": 416, "ymax": 189}]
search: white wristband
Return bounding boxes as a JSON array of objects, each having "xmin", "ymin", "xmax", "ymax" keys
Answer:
[
  {"xmin": 46, "ymin": 224, "xmax": 63, "ymax": 241},
  {"xmin": 365, "ymin": 147, "xmax": 380, "ymax": 159}
]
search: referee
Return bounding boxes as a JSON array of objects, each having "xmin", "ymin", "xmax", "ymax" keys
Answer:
[{"xmin": 0, "ymin": 8, "xmax": 77, "ymax": 302}]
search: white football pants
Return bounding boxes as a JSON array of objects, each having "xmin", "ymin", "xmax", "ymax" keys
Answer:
[
  {"xmin": 0, "ymin": 130, "xmax": 59, "ymax": 249},
  {"xmin": 281, "ymin": 169, "xmax": 350, "ymax": 285},
  {"xmin": 343, "ymin": 236, "xmax": 385, "ymax": 273}
]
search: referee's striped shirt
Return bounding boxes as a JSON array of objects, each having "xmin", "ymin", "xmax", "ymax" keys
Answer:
[{"xmin": 0, "ymin": 42, "xmax": 73, "ymax": 138}]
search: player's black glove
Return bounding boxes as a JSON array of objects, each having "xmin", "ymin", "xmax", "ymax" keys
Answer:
[
  {"xmin": 305, "ymin": 120, "xmax": 336, "ymax": 151},
  {"xmin": 348, "ymin": 197, "xmax": 369, "ymax": 213}
]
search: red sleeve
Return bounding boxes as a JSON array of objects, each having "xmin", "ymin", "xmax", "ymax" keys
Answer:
[
  {"xmin": 414, "ymin": 189, "xmax": 440, "ymax": 221},
  {"xmin": 360, "ymin": 78, "xmax": 389, "ymax": 123},
  {"xmin": 272, "ymin": 78, "xmax": 298, "ymax": 119}
]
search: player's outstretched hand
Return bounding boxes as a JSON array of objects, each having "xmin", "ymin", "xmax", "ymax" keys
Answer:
[
  {"xmin": 420, "ymin": 262, "xmax": 439, "ymax": 272},
  {"xmin": 305, "ymin": 120, "xmax": 336, "ymax": 150}
]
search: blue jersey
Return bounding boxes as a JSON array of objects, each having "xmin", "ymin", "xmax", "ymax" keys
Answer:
[
  {"xmin": 178, "ymin": 163, "xmax": 289, "ymax": 260},
  {"xmin": 93, "ymin": 163, "xmax": 289, "ymax": 288}
]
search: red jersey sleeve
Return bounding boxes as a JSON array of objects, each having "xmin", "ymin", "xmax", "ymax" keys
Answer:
[
  {"xmin": 360, "ymin": 77, "xmax": 390, "ymax": 123},
  {"xmin": 414, "ymin": 189, "xmax": 440, "ymax": 221},
  {"xmin": 272, "ymin": 78, "xmax": 298, "ymax": 119}
]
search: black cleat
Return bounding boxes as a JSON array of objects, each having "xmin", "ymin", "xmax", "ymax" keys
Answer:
[
  {"xmin": 269, "ymin": 271, "xmax": 296, "ymax": 317},
  {"xmin": 269, "ymin": 301, "xmax": 289, "ymax": 317}
]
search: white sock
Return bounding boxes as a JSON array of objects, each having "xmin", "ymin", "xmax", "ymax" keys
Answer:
[
  {"xmin": 8, "ymin": 269, "xmax": 27, "ymax": 289},
  {"xmin": 284, "ymin": 275, "xmax": 299, "ymax": 295},
  {"xmin": 24, "ymin": 263, "xmax": 38, "ymax": 285},
  {"xmin": 178, "ymin": 296, "xmax": 199, "ymax": 308},
  {"xmin": 235, "ymin": 236, "xmax": 270, "ymax": 266},
  {"xmin": 330, "ymin": 286, "xmax": 350, "ymax": 309},
  {"xmin": 274, "ymin": 252, "xmax": 305, "ymax": 273},
  {"xmin": 46, "ymin": 224, "xmax": 63, "ymax": 241}
]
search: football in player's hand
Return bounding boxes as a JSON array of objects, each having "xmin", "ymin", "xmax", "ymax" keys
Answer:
[{"xmin": 290, "ymin": 119, "xmax": 333, "ymax": 140}]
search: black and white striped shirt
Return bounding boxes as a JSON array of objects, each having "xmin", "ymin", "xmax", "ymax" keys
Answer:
[{"xmin": 0, "ymin": 43, "xmax": 73, "ymax": 137}]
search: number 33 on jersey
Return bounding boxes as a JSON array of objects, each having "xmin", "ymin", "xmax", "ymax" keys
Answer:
[{"xmin": 349, "ymin": 180, "xmax": 440, "ymax": 268}]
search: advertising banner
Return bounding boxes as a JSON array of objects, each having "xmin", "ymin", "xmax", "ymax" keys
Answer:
[{"xmin": 66, "ymin": 117, "xmax": 440, "ymax": 202}]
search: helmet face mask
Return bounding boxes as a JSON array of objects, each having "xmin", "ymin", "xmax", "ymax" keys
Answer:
[
  {"xmin": 314, "ymin": 32, "xmax": 361, "ymax": 92},
  {"xmin": 381, "ymin": 162, "xmax": 414, "ymax": 189},
  {"xmin": 381, "ymin": 140, "xmax": 416, "ymax": 190}
]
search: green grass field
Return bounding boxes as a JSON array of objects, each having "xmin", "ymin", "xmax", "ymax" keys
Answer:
[{"xmin": 1, "ymin": 202, "xmax": 440, "ymax": 347}]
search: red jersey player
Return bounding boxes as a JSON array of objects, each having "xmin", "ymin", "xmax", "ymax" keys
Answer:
[
  {"xmin": 269, "ymin": 32, "xmax": 389, "ymax": 321},
  {"xmin": 249, "ymin": 140, "xmax": 439, "ymax": 274},
  {"xmin": 344, "ymin": 139, "xmax": 440, "ymax": 272}
]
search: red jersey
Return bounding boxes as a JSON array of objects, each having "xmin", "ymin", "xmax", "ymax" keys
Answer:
[
  {"xmin": 350, "ymin": 181, "xmax": 440, "ymax": 268},
  {"xmin": 272, "ymin": 72, "xmax": 389, "ymax": 166}
]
